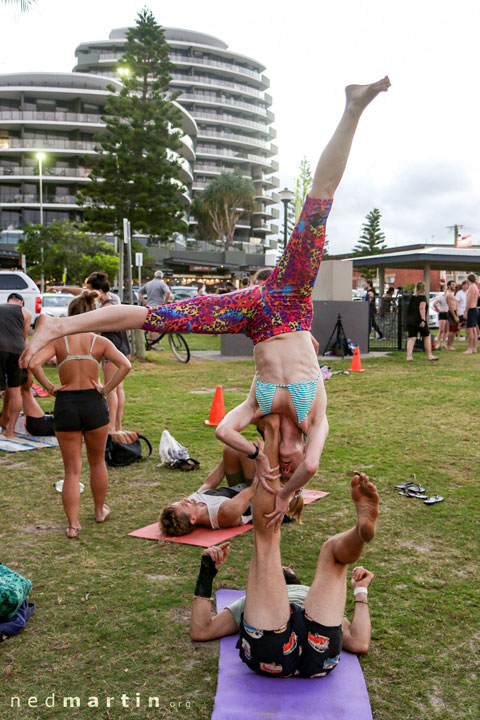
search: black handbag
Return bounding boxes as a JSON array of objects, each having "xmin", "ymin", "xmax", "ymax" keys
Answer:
[{"xmin": 105, "ymin": 433, "xmax": 152, "ymax": 467}]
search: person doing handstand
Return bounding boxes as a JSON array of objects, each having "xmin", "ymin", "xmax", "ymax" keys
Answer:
[{"xmin": 21, "ymin": 78, "xmax": 390, "ymax": 528}]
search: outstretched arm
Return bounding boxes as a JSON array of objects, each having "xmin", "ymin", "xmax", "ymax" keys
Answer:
[
  {"xmin": 197, "ymin": 459, "xmax": 225, "ymax": 492},
  {"xmin": 190, "ymin": 543, "xmax": 239, "ymax": 641},
  {"xmin": 341, "ymin": 567, "xmax": 373, "ymax": 654},
  {"xmin": 217, "ymin": 481, "xmax": 257, "ymax": 527}
]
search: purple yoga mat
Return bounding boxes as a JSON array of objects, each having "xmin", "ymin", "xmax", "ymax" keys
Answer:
[{"xmin": 212, "ymin": 590, "xmax": 373, "ymax": 720}]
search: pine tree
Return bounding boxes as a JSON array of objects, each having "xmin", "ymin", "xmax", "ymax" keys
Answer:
[
  {"xmin": 354, "ymin": 208, "xmax": 387, "ymax": 255},
  {"xmin": 294, "ymin": 157, "xmax": 313, "ymax": 221},
  {"xmin": 81, "ymin": 8, "xmax": 186, "ymax": 243}
]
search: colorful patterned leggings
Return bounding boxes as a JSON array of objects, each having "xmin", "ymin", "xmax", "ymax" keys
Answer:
[{"xmin": 142, "ymin": 196, "xmax": 332, "ymax": 345}]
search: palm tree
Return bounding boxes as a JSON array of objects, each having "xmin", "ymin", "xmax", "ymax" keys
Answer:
[{"xmin": 2, "ymin": 0, "xmax": 35, "ymax": 11}]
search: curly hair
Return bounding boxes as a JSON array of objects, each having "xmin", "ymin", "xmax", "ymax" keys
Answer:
[{"xmin": 159, "ymin": 506, "xmax": 194, "ymax": 537}]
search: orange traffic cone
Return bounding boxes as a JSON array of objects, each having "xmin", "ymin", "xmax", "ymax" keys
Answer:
[
  {"xmin": 205, "ymin": 385, "xmax": 226, "ymax": 425},
  {"xmin": 349, "ymin": 346, "xmax": 364, "ymax": 372}
]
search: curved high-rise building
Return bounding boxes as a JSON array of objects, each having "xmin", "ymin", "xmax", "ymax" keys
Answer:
[
  {"xmin": 0, "ymin": 72, "xmax": 196, "ymax": 253},
  {"xmin": 74, "ymin": 27, "xmax": 279, "ymax": 246}
]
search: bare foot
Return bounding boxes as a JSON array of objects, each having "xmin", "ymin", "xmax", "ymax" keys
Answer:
[
  {"xmin": 95, "ymin": 504, "xmax": 110, "ymax": 523},
  {"xmin": 351, "ymin": 472, "xmax": 379, "ymax": 542},
  {"xmin": 345, "ymin": 76, "xmax": 391, "ymax": 112},
  {"xmin": 66, "ymin": 525, "xmax": 81, "ymax": 539},
  {"xmin": 463, "ymin": 350, "xmax": 474, "ymax": 354},
  {"xmin": 20, "ymin": 313, "xmax": 59, "ymax": 368}
]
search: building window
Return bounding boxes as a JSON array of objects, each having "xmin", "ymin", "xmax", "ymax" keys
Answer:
[{"xmin": 0, "ymin": 211, "xmax": 21, "ymax": 229}]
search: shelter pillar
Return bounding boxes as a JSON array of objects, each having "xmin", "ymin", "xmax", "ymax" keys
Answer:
[
  {"xmin": 423, "ymin": 263, "xmax": 431, "ymax": 296},
  {"xmin": 378, "ymin": 266, "xmax": 385, "ymax": 296}
]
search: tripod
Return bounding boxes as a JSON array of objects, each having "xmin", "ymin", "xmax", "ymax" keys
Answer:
[{"xmin": 323, "ymin": 314, "xmax": 350, "ymax": 357}]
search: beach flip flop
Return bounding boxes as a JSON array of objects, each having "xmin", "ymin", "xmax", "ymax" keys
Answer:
[
  {"xmin": 395, "ymin": 482, "xmax": 426, "ymax": 494},
  {"xmin": 424, "ymin": 495, "xmax": 444, "ymax": 505}
]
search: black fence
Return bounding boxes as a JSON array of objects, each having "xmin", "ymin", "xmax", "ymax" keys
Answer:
[{"xmin": 368, "ymin": 294, "xmax": 417, "ymax": 352}]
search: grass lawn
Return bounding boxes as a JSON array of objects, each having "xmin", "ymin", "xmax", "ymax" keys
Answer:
[{"xmin": 1, "ymin": 340, "xmax": 479, "ymax": 720}]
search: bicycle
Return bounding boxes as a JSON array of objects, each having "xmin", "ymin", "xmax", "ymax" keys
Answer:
[{"xmin": 145, "ymin": 330, "xmax": 191, "ymax": 363}]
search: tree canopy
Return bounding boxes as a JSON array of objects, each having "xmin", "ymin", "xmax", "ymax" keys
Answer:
[
  {"xmin": 17, "ymin": 222, "xmax": 119, "ymax": 285},
  {"xmin": 191, "ymin": 171, "xmax": 255, "ymax": 247},
  {"xmin": 294, "ymin": 157, "xmax": 313, "ymax": 221},
  {"xmin": 80, "ymin": 8, "xmax": 187, "ymax": 243},
  {"xmin": 354, "ymin": 208, "xmax": 387, "ymax": 255}
]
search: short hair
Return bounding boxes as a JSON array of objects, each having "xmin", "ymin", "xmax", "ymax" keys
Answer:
[
  {"xmin": 416, "ymin": 281, "xmax": 425, "ymax": 294},
  {"xmin": 159, "ymin": 506, "xmax": 194, "ymax": 536},
  {"xmin": 7, "ymin": 292, "xmax": 24, "ymax": 304},
  {"xmin": 447, "ymin": 280, "xmax": 455, "ymax": 289},
  {"xmin": 467, "ymin": 273, "xmax": 477, "ymax": 283},
  {"xmin": 254, "ymin": 268, "xmax": 273, "ymax": 284},
  {"xmin": 225, "ymin": 280, "xmax": 235, "ymax": 288},
  {"xmin": 386, "ymin": 286, "xmax": 395, "ymax": 295},
  {"xmin": 68, "ymin": 289, "xmax": 99, "ymax": 316},
  {"xmin": 241, "ymin": 277, "xmax": 250, "ymax": 287},
  {"xmin": 87, "ymin": 271, "xmax": 110, "ymax": 293},
  {"xmin": 154, "ymin": 270, "xmax": 164, "ymax": 279}
]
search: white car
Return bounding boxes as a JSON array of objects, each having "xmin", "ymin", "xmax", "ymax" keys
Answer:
[
  {"xmin": 40, "ymin": 292, "xmax": 74, "ymax": 322},
  {"xmin": 0, "ymin": 270, "xmax": 42, "ymax": 326},
  {"xmin": 428, "ymin": 292, "xmax": 442, "ymax": 329},
  {"xmin": 171, "ymin": 286, "xmax": 198, "ymax": 301}
]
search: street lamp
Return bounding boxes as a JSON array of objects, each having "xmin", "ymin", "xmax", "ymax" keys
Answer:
[
  {"xmin": 36, "ymin": 152, "xmax": 46, "ymax": 293},
  {"xmin": 279, "ymin": 187, "xmax": 295, "ymax": 249},
  {"xmin": 117, "ymin": 66, "xmax": 130, "ymax": 78}
]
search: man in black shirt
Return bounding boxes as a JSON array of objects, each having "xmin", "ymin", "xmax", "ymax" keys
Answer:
[{"xmin": 0, "ymin": 293, "xmax": 31, "ymax": 438}]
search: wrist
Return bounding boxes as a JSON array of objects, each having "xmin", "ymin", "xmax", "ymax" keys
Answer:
[
  {"xmin": 248, "ymin": 443, "xmax": 260, "ymax": 460},
  {"xmin": 353, "ymin": 586, "xmax": 369, "ymax": 603},
  {"xmin": 194, "ymin": 555, "xmax": 218, "ymax": 599}
]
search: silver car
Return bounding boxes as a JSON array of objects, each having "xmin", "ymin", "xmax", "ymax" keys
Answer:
[{"xmin": 39, "ymin": 293, "xmax": 74, "ymax": 323}]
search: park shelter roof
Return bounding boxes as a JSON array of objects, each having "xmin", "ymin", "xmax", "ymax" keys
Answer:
[{"xmin": 350, "ymin": 246, "xmax": 480, "ymax": 272}]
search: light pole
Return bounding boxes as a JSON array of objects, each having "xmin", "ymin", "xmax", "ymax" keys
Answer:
[
  {"xmin": 36, "ymin": 152, "xmax": 46, "ymax": 293},
  {"xmin": 279, "ymin": 187, "xmax": 295, "ymax": 250}
]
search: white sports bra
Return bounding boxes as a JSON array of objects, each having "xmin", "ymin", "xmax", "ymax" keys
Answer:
[{"xmin": 57, "ymin": 335, "xmax": 102, "ymax": 369}]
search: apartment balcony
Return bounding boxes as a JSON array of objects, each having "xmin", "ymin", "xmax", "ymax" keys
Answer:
[
  {"xmin": 252, "ymin": 174, "xmax": 280, "ymax": 189},
  {"xmin": 192, "ymin": 110, "xmax": 275, "ymax": 137},
  {"xmin": 169, "ymin": 53, "xmax": 267, "ymax": 88},
  {"xmin": 252, "ymin": 206, "xmax": 280, "ymax": 221},
  {"xmin": 255, "ymin": 191, "xmax": 279, "ymax": 205},
  {"xmin": 196, "ymin": 129, "xmax": 274, "ymax": 154},
  {"xmin": 0, "ymin": 110, "xmax": 104, "ymax": 130},
  {"xmin": 0, "ymin": 165, "xmax": 92, "ymax": 180},
  {"xmin": 195, "ymin": 146, "xmax": 277, "ymax": 170},
  {"xmin": 194, "ymin": 163, "xmax": 251, "ymax": 178},
  {"xmin": 0, "ymin": 137, "xmax": 97, "ymax": 153},
  {"xmin": 170, "ymin": 73, "xmax": 264, "ymax": 101},
  {"xmin": 178, "ymin": 93, "xmax": 269, "ymax": 119},
  {"xmin": 0, "ymin": 193, "xmax": 80, "ymax": 207}
]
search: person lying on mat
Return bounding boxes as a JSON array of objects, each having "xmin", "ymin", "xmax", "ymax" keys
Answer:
[
  {"xmin": 191, "ymin": 471, "xmax": 378, "ymax": 677},
  {"xmin": 190, "ymin": 545, "xmax": 373, "ymax": 655},
  {"xmin": 20, "ymin": 79, "xmax": 390, "ymax": 528},
  {"xmin": 159, "ymin": 418, "xmax": 303, "ymax": 537},
  {"xmin": 0, "ymin": 370, "xmax": 55, "ymax": 436}
]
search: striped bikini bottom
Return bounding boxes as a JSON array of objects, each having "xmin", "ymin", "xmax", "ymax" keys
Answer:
[{"xmin": 255, "ymin": 372, "xmax": 321, "ymax": 426}]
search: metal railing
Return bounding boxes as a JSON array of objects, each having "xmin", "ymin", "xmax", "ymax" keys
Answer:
[
  {"xmin": 0, "ymin": 110, "xmax": 103, "ymax": 124},
  {"xmin": 170, "ymin": 73, "xmax": 262, "ymax": 99},
  {"xmin": 193, "ymin": 110, "xmax": 271, "ymax": 134},
  {"xmin": 1, "ymin": 138, "xmax": 97, "ymax": 151},
  {"xmin": 197, "ymin": 129, "xmax": 269, "ymax": 150},
  {"xmin": 0, "ymin": 166, "xmax": 91, "ymax": 177},
  {"xmin": 179, "ymin": 93, "xmax": 267, "ymax": 117},
  {"xmin": 0, "ymin": 193, "xmax": 79, "ymax": 204},
  {"xmin": 170, "ymin": 53, "xmax": 262, "ymax": 81}
]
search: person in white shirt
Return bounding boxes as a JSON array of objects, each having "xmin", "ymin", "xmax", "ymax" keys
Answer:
[{"xmin": 455, "ymin": 280, "xmax": 468, "ymax": 340}]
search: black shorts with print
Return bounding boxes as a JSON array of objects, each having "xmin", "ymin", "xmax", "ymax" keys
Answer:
[{"xmin": 237, "ymin": 603, "xmax": 343, "ymax": 678}]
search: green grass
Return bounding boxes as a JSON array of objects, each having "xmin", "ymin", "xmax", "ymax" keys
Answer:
[{"xmin": 1, "ymin": 344, "xmax": 479, "ymax": 720}]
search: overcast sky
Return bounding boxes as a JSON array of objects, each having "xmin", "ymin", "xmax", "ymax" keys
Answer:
[{"xmin": 1, "ymin": 0, "xmax": 479, "ymax": 253}]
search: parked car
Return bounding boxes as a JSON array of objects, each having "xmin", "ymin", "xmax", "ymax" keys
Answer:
[
  {"xmin": 428, "ymin": 292, "xmax": 442, "ymax": 328},
  {"xmin": 0, "ymin": 270, "xmax": 41, "ymax": 326},
  {"xmin": 171, "ymin": 285, "xmax": 198, "ymax": 301},
  {"xmin": 39, "ymin": 292, "xmax": 74, "ymax": 324}
]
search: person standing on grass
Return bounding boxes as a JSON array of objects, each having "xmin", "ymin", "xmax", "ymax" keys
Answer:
[
  {"xmin": 433, "ymin": 291, "xmax": 449, "ymax": 350},
  {"xmin": 445, "ymin": 280, "xmax": 459, "ymax": 350},
  {"xmin": 455, "ymin": 280, "xmax": 468, "ymax": 339},
  {"xmin": 29, "ymin": 290, "xmax": 131, "ymax": 538},
  {"xmin": 21, "ymin": 77, "xmax": 390, "ymax": 527},
  {"xmin": 138, "ymin": 270, "xmax": 172, "ymax": 306},
  {"xmin": 463, "ymin": 274, "xmax": 479, "ymax": 355},
  {"xmin": 364, "ymin": 280, "xmax": 384, "ymax": 340},
  {"xmin": 0, "ymin": 293, "xmax": 31, "ymax": 438},
  {"xmin": 405, "ymin": 282, "xmax": 438, "ymax": 362}
]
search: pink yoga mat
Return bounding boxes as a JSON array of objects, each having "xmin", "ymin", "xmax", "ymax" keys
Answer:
[{"xmin": 128, "ymin": 489, "xmax": 328, "ymax": 547}]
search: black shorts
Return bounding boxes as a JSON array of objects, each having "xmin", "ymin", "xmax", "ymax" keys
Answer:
[
  {"xmin": 438, "ymin": 312, "xmax": 448, "ymax": 321},
  {"xmin": 0, "ymin": 352, "xmax": 27, "ymax": 390},
  {"xmin": 54, "ymin": 389, "xmax": 109, "ymax": 433},
  {"xmin": 466, "ymin": 307, "xmax": 478, "ymax": 329},
  {"xmin": 237, "ymin": 604, "xmax": 342, "ymax": 678},
  {"xmin": 407, "ymin": 323, "xmax": 430, "ymax": 338},
  {"xmin": 26, "ymin": 414, "xmax": 55, "ymax": 437}
]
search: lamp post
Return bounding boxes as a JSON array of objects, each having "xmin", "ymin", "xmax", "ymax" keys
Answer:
[
  {"xmin": 36, "ymin": 152, "xmax": 46, "ymax": 293},
  {"xmin": 279, "ymin": 187, "xmax": 295, "ymax": 250}
]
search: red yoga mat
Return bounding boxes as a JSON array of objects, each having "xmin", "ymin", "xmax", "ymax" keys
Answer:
[{"xmin": 128, "ymin": 489, "xmax": 329, "ymax": 547}]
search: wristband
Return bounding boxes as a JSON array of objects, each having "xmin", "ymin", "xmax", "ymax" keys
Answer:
[
  {"xmin": 194, "ymin": 554, "xmax": 218, "ymax": 599},
  {"xmin": 247, "ymin": 443, "xmax": 259, "ymax": 460},
  {"xmin": 353, "ymin": 587, "xmax": 368, "ymax": 597}
]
